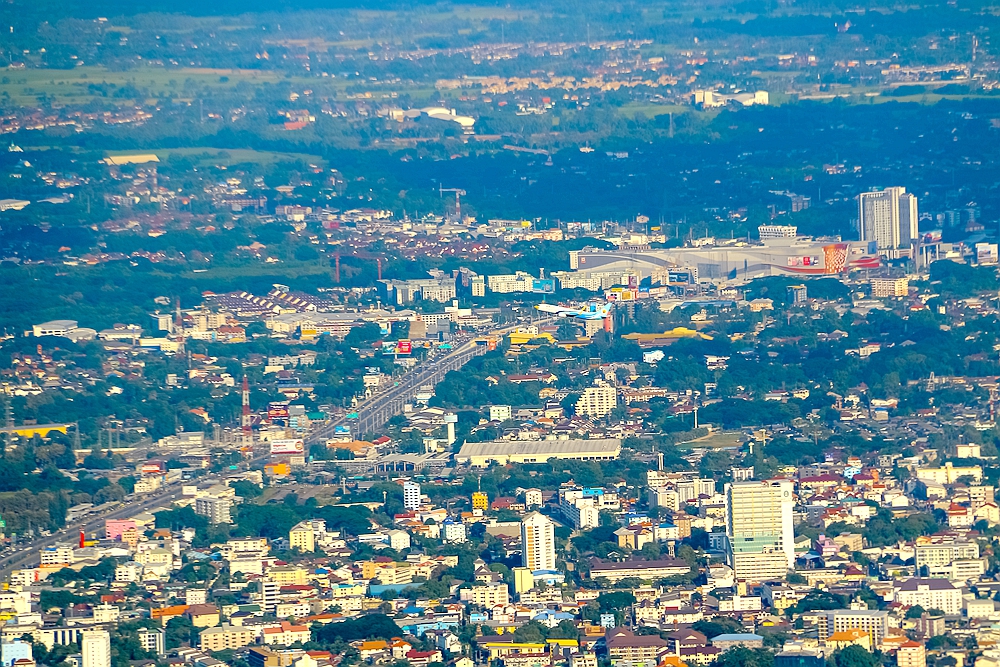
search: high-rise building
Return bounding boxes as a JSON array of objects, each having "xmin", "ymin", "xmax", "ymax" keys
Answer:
[
  {"xmin": 403, "ymin": 481, "xmax": 421, "ymax": 511},
  {"xmin": 725, "ymin": 480, "xmax": 794, "ymax": 581},
  {"xmin": 81, "ymin": 629, "xmax": 111, "ymax": 667},
  {"xmin": 858, "ymin": 187, "xmax": 918, "ymax": 257},
  {"xmin": 521, "ymin": 512, "xmax": 556, "ymax": 572},
  {"xmin": 575, "ymin": 386, "xmax": 617, "ymax": 418}
]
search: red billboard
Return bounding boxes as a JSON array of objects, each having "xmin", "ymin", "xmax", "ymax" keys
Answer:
[{"xmin": 396, "ymin": 340, "xmax": 412, "ymax": 354}]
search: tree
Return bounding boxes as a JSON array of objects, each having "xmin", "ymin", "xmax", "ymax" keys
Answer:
[
  {"xmin": 710, "ymin": 646, "xmax": 774, "ymax": 667},
  {"xmin": 834, "ymin": 645, "xmax": 879, "ymax": 667},
  {"xmin": 512, "ymin": 622, "xmax": 547, "ymax": 643},
  {"xmin": 165, "ymin": 616, "xmax": 195, "ymax": 649},
  {"xmin": 314, "ymin": 614, "xmax": 402, "ymax": 643},
  {"xmin": 597, "ymin": 591, "xmax": 636, "ymax": 611},
  {"xmin": 693, "ymin": 617, "xmax": 743, "ymax": 638}
]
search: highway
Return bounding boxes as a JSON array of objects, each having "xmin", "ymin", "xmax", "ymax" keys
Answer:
[
  {"xmin": 306, "ymin": 319, "xmax": 553, "ymax": 443},
  {"xmin": 0, "ymin": 484, "xmax": 182, "ymax": 581}
]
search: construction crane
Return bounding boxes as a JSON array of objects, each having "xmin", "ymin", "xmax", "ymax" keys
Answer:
[{"xmin": 438, "ymin": 186, "xmax": 466, "ymax": 221}]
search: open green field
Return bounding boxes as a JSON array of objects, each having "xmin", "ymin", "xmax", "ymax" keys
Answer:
[
  {"xmin": 0, "ymin": 66, "xmax": 324, "ymax": 105},
  {"xmin": 677, "ymin": 430, "xmax": 744, "ymax": 449},
  {"xmin": 619, "ymin": 103, "xmax": 688, "ymax": 118},
  {"xmin": 156, "ymin": 147, "xmax": 326, "ymax": 167}
]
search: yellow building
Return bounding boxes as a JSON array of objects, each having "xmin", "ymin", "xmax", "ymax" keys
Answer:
[
  {"xmin": 289, "ymin": 522, "xmax": 315, "ymax": 552},
  {"xmin": 826, "ymin": 629, "xmax": 873, "ymax": 651},
  {"xmin": 199, "ymin": 624, "xmax": 257, "ymax": 651},
  {"xmin": 267, "ymin": 566, "xmax": 308, "ymax": 586},
  {"xmin": 472, "ymin": 492, "xmax": 489, "ymax": 511},
  {"xmin": 512, "ymin": 567, "xmax": 534, "ymax": 595}
]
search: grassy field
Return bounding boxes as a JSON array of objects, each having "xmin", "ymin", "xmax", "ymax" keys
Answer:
[
  {"xmin": 677, "ymin": 430, "xmax": 744, "ymax": 449},
  {"xmin": 619, "ymin": 103, "xmax": 688, "ymax": 118},
  {"xmin": 155, "ymin": 147, "xmax": 326, "ymax": 167},
  {"xmin": 0, "ymin": 66, "xmax": 325, "ymax": 105}
]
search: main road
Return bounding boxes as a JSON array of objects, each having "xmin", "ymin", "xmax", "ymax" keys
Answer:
[
  {"xmin": 0, "ymin": 484, "xmax": 183, "ymax": 581},
  {"xmin": 306, "ymin": 318, "xmax": 554, "ymax": 444}
]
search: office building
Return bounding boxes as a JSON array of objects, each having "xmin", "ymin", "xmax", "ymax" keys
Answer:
[
  {"xmin": 858, "ymin": 187, "xmax": 918, "ymax": 257},
  {"xmin": 787, "ymin": 285, "xmax": 807, "ymax": 304},
  {"xmin": 403, "ymin": 481, "xmax": 421, "ymax": 511},
  {"xmin": 521, "ymin": 512, "xmax": 556, "ymax": 572},
  {"xmin": 725, "ymin": 480, "xmax": 794, "ymax": 581},
  {"xmin": 81, "ymin": 629, "xmax": 111, "ymax": 667}
]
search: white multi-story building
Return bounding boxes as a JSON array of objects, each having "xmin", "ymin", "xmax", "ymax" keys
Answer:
[
  {"xmin": 758, "ymin": 225, "xmax": 797, "ymax": 240},
  {"xmin": 487, "ymin": 272, "xmax": 536, "ymax": 294},
  {"xmin": 914, "ymin": 541, "xmax": 979, "ymax": 569},
  {"xmin": 39, "ymin": 544, "xmax": 74, "ymax": 566},
  {"xmin": 859, "ymin": 187, "xmax": 918, "ymax": 256},
  {"xmin": 817, "ymin": 610, "xmax": 891, "ymax": 644},
  {"xmin": 442, "ymin": 520, "xmax": 467, "ymax": 544},
  {"xmin": 81, "ymin": 629, "xmax": 111, "ymax": 667},
  {"xmin": 560, "ymin": 495, "xmax": 599, "ymax": 530},
  {"xmin": 725, "ymin": 480, "xmax": 794, "ymax": 581},
  {"xmin": 488, "ymin": 405, "xmax": 512, "ymax": 422},
  {"xmin": 137, "ymin": 629, "xmax": 165, "ymax": 657},
  {"xmin": 460, "ymin": 582, "xmax": 510, "ymax": 607},
  {"xmin": 894, "ymin": 579, "xmax": 963, "ymax": 615},
  {"xmin": 403, "ymin": 481, "xmax": 421, "ymax": 511},
  {"xmin": 194, "ymin": 496, "xmax": 232, "ymax": 524},
  {"xmin": 575, "ymin": 385, "xmax": 617, "ymax": 418},
  {"xmin": 521, "ymin": 512, "xmax": 556, "ymax": 572}
]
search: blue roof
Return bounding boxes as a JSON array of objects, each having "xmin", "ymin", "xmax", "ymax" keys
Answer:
[{"xmin": 712, "ymin": 634, "xmax": 763, "ymax": 642}]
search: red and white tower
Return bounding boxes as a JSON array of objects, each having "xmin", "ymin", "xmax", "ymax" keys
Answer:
[{"xmin": 241, "ymin": 375, "xmax": 252, "ymax": 448}]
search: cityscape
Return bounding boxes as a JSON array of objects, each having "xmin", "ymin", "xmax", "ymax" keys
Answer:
[{"xmin": 1, "ymin": 4, "xmax": 1000, "ymax": 667}]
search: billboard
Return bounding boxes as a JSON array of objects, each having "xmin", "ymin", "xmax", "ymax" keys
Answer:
[
  {"xmin": 531, "ymin": 279, "xmax": 556, "ymax": 294},
  {"xmin": 786, "ymin": 255, "xmax": 821, "ymax": 268},
  {"xmin": 396, "ymin": 340, "xmax": 412, "ymax": 354},
  {"xmin": 268, "ymin": 402, "xmax": 290, "ymax": 419},
  {"xmin": 977, "ymin": 243, "xmax": 998, "ymax": 265},
  {"xmin": 270, "ymin": 439, "xmax": 304, "ymax": 455}
]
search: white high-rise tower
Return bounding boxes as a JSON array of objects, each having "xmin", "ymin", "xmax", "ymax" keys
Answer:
[
  {"xmin": 81, "ymin": 629, "xmax": 111, "ymax": 667},
  {"xmin": 858, "ymin": 187, "xmax": 918, "ymax": 257},
  {"xmin": 403, "ymin": 481, "xmax": 421, "ymax": 511},
  {"xmin": 521, "ymin": 512, "xmax": 556, "ymax": 572},
  {"xmin": 724, "ymin": 479, "xmax": 795, "ymax": 582}
]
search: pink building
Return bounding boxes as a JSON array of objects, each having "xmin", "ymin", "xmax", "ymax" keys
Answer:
[{"xmin": 105, "ymin": 519, "xmax": 138, "ymax": 541}]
